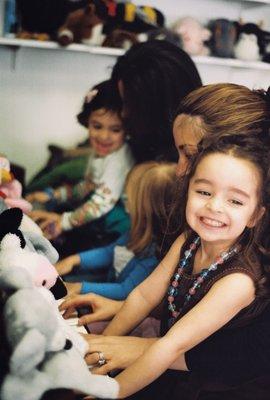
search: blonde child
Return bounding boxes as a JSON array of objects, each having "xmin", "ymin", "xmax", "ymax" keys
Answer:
[
  {"xmin": 81, "ymin": 134, "xmax": 270, "ymax": 399},
  {"xmin": 55, "ymin": 162, "xmax": 177, "ymax": 300},
  {"xmin": 27, "ymin": 80, "xmax": 134, "ymax": 254}
]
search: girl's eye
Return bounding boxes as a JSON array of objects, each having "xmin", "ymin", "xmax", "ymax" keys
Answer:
[
  {"xmin": 230, "ymin": 199, "xmax": 243, "ymax": 206},
  {"xmin": 92, "ymin": 124, "xmax": 102, "ymax": 130},
  {"xmin": 111, "ymin": 128, "xmax": 122, "ymax": 133},
  {"xmin": 196, "ymin": 190, "xmax": 211, "ymax": 196}
]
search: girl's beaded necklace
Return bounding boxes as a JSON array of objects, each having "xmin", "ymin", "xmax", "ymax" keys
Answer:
[{"xmin": 167, "ymin": 236, "xmax": 240, "ymax": 327}]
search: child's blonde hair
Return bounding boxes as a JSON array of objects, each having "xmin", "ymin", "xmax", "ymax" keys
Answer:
[{"xmin": 126, "ymin": 162, "xmax": 177, "ymax": 256}]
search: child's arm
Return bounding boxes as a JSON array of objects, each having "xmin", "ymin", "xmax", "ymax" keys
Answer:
[
  {"xmin": 79, "ymin": 254, "xmax": 157, "ymax": 298},
  {"xmin": 56, "ymin": 234, "xmax": 128, "ymax": 276},
  {"xmin": 26, "ymin": 179, "xmax": 94, "ymax": 207},
  {"xmin": 102, "ymin": 235, "xmax": 186, "ymax": 336},
  {"xmin": 114, "ymin": 272, "xmax": 255, "ymax": 398},
  {"xmin": 79, "ymin": 235, "xmax": 126, "ymax": 272},
  {"xmin": 61, "ymin": 146, "xmax": 133, "ymax": 230},
  {"xmin": 61, "ymin": 183, "xmax": 118, "ymax": 230}
]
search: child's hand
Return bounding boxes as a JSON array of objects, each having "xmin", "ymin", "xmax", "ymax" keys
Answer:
[
  {"xmin": 29, "ymin": 210, "xmax": 63, "ymax": 239},
  {"xmin": 55, "ymin": 254, "xmax": 81, "ymax": 276},
  {"xmin": 26, "ymin": 191, "xmax": 50, "ymax": 204},
  {"xmin": 59, "ymin": 293, "xmax": 123, "ymax": 325}
]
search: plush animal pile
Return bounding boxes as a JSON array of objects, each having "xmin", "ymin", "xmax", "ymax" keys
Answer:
[
  {"xmin": 0, "ymin": 207, "xmax": 119, "ymax": 400},
  {"xmin": 57, "ymin": 0, "xmax": 165, "ymax": 47}
]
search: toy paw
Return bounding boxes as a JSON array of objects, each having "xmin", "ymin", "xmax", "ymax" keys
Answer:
[{"xmin": 32, "ymin": 33, "xmax": 50, "ymax": 41}]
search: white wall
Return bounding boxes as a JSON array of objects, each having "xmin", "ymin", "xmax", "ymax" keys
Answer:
[{"xmin": 1, "ymin": 0, "xmax": 270, "ymax": 181}]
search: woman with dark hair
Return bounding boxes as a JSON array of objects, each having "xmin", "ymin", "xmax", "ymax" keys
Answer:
[{"xmin": 111, "ymin": 40, "xmax": 202, "ymax": 162}]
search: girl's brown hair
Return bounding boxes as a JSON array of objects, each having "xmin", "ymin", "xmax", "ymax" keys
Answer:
[
  {"xmin": 126, "ymin": 162, "xmax": 177, "ymax": 257},
  {"xmin": 170, "ymin": 134, "xmax": 270, "ymax": 297},
  {"xmin": 174, "ymin": 83, "xmax": 270, "ymax": 147}
]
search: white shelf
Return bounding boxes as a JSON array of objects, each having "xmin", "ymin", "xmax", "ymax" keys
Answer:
[
  {"xmin": 0, "ymin": 37, "xmax": 125, "ymax": 56},
  {"xmin": 192, "ymin": 55, "xmax": 270, "ymax": 70},
  {"xmin": 1, "ymin": 37, "xmax": 270, "ymax": 71}
]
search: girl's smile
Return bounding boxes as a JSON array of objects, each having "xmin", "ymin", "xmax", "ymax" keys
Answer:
[
  {"xmin": 186, "ymin": 152, "xmax": 264, "ymax": 249},
  {"xmin": 88, "ymin": 109, "xmax": 124, "ymax": 157},
  {"xmin": 199, "ymin": 216, "xmax": 227, "ymax": 229}
]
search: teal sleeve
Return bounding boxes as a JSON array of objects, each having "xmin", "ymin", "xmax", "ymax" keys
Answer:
[{"xmin": 80, "ymin": 254, "xmax": 158, "ymax": 300}]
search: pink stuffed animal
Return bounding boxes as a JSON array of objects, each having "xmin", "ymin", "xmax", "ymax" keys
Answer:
[
  {"xmin": 0, "ymin": 155, "xmax": 32, "ymax": 213},
  {"xmin": 172, "ymin": 16, "xmax": 211, "ymax": 56}
]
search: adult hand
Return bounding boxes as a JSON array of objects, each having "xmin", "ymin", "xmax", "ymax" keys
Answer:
[
  {"xmin": 84, "ymin": 335, "xmax": 157, "ymax": 375},
  {"xmin": 29, "ymin": 210, "xmax": 62, "ymax": 239},
  {"xmin": 59, "ymin": 293, "xmax": 123, "ymax": 325},
  {"xmin": 55, "ymin": 254, "xmax": 80, "ymax": 276},
  {"xmin": 26, "ymin": 191, "xmax": 50, "ymax": 204}
]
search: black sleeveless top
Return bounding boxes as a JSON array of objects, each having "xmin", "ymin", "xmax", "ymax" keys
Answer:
[
  {"xmin": 126, "ymin": 235, "xmax": 270, "ymax": 400},
  {"xmin": 160, "ymin": 233, "xmax": 268, "ymax": 337}
]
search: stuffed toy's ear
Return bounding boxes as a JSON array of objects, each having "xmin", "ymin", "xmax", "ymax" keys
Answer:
[
  {"xmin": 0, "ymin": 208, "xmax": 25, "ymax": 248},
  {"xmin": 23, "ymin": 231, "xmax": 59, "ymax": 264},
  {"xmin": 9, "ymin": 328, "xmax": 47, "ymax": 376},
  {"xmin": 4, "ymin": 288, "xmax": 72, "ymax": 365}
]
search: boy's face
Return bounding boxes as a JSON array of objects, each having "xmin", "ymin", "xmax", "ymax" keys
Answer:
[{"xmin": 88, "ymin": 109, "xmax": 125, "ymax": 157}]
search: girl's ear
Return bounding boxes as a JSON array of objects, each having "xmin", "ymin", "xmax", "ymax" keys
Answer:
[{"xmin": 247, "ymin": 206, "xmax": 265, "ymax": 228}]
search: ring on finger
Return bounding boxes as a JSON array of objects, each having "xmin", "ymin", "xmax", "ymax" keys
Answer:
[{"xmin": 97, "ymin": 351, "xmax": 106, "ymax": 366}]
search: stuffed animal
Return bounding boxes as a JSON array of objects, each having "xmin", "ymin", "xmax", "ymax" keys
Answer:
[
  {"xmin": 0, "ymin": 270, "xmax": 119, "ymax": 400},
  {"xmin": 172, "ymin": 16, "xmax": 211, "ymax": 56},
  {"xmin": 1, "ymin": 344, "xmax": 119, "ymax": 400},
  {"xmin": 234, "ymin": 22, "xmax": 263, "ymax": 61},
  {"xmin": 16, "ymin": 0, "xmax": 89, "ymax": 40},
  {"xmin": 208, "ymin": 18, "xmax": 237, "ymax": 58},
  {"xmin": 57, "ymin": 1, "xmax": 165, "ymax": 47},
  {"xmin": 3, "ymin": 286, "xmax": 72, "ymax": 376},
  {"xmin": 0, "ymin": 207, "xmax": 66, "ymax": 299},
  {"xmin": 0, "ymin": 258, "xmax": 118, "ymax": 400},
  {"xmin": 233, "ymin": 22, "xmax": 270, "ymax": 62},
  {"xmin": 0, "ymin": 155, "xmax": 32, "ymax": 213}
]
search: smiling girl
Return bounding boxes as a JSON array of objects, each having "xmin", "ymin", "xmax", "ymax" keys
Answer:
[
  {"xmin": 96, "ymin": 134, "xmax": 270, "ymax": 399},
  {"xmin": 27, "ymin": 80, "xmax": 134, "ymax": 246}
]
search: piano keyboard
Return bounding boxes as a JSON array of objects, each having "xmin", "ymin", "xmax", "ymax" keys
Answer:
[{"xmin": 57, "ymin": 299, "xmax": 88, "ymax": 334}]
